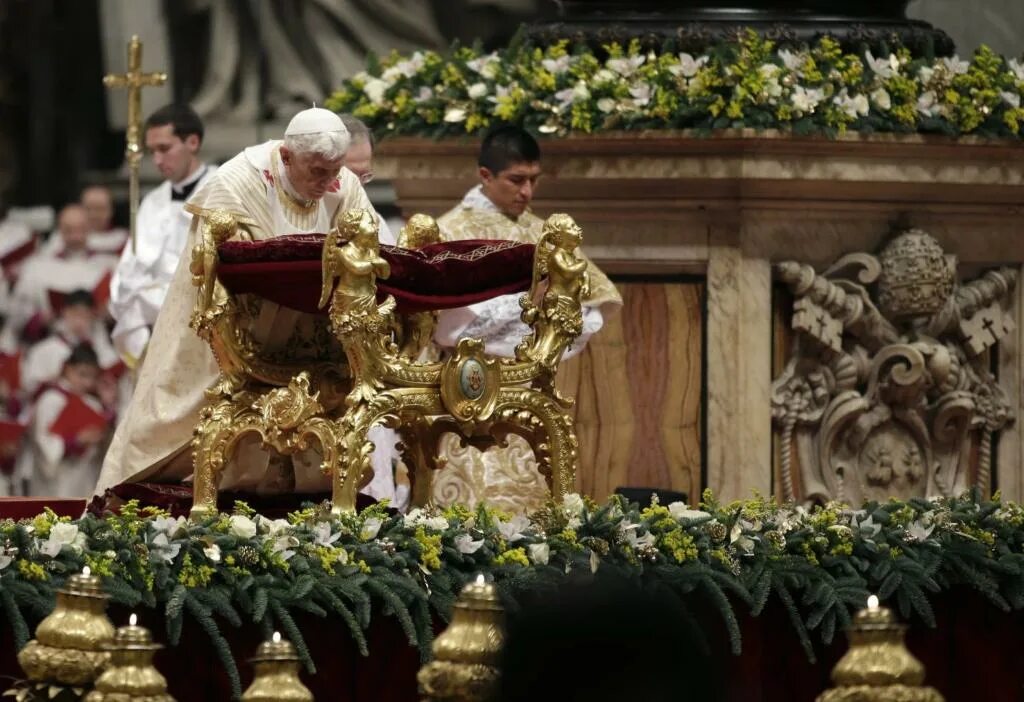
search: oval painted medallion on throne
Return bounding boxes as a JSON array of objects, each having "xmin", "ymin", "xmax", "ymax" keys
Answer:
[{"xmin": 459, "ymin": 359, "xmax": 487, "ymax": 400}]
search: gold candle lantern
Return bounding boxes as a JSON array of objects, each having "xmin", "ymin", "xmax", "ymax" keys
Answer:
[
  {"xmin": 241, "ymin": 631, "xmax": 314, "ymax": 701},
  {"xmin": 84, "ymin": 613, "xmax": 175, "ymax": 701},
  {"xmin": 817, "ymin": 595, "xmax": 944, "ymax": 702},
  {"xmin": 418, "ymin": 574, "xmax": 505, "ymax": 702},
  {"xmin": 17, "ymin": 566, "xmax": 116, "ymax": 686}
]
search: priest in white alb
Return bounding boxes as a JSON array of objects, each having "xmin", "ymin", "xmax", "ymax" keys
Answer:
[
  {"xmin": 108, "ymin": 104, "xmax": 217, "ymax": 367},
  {"xmin": 95, "ymin": 107, "xmax": 393, "ymax": 496}
]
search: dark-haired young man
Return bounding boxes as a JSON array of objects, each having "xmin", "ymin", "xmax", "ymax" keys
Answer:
[
  {"xmin": 433, "ymin": 126, "xmax": 622, "ymax": 513},
  {"xmin": 108, "ymin": 103, "xmax": 217, "ymax": 367}
]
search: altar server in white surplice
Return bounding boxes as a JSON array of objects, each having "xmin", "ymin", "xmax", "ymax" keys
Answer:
[
  {"xmin": 109, "ymin": 104, "xmax": 217, "ymax": 366},
  {"xmin": 21, "ymin": 289, "xmax": 120, "ymax": 399},
  {"xmin": 95, "ymin": 107, "xmax": 389, "ymax": 496},
  {"xmin": 0, "ymin": 205, "xmax": 117, "ymax": 354},
  {"xmin": 19, "ymin": 344, "xmax": 115, "ymax": 497}
]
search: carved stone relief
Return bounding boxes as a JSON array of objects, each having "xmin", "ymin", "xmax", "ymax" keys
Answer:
[{"xmin": 771, "ymin": 228, "xmax": 1016, "ymax": 504}]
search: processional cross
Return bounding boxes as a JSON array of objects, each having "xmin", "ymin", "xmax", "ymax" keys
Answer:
[{"xmin": 103, "ymin": 35, "xmax": 167, "ymax": 253}]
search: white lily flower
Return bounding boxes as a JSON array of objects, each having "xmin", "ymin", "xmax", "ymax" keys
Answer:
[
  {"xmin": 917, "ymin": 90, "xmax": 941, "ymax": 117},
  {"xmin": 228, "ymin": 515, "xmax": 258, "ymax": 539},
  {"xmin": 1010, "ymin": 58, "xmax": 1024, "ymax": 83},
  {"xmin": 624, "ymin": 529, "xmax": 656, "ymax": 550},
  {"xmin": 204, "ymin": 543, "xmax": 221, "ymax": 563},
  {"xmin": 562, "ymin": 493, "xmax": 585, "ymax": 517},
  {"xmin": 1002, "ymin": 91, "xmax": 1021, "ymax": 108},
  {"xmin": 778, "ymin": 49, "xmax": 804, "ymax": 73},
  {"xmin": 0, "ymin": 554, "xmax": 11, "ymax": 571},
  {"xmin": 151, "ymin": 516, "xmax": 187, "ymax": 538},
  {"xmin": 528, "ymin": 542, "xmax": 550, "ymax": 565},
  {"xmin": 589, "ymin": 550, "xmax": 601, "ymax": 574},
  {"xmin": 668, "ymin": 53, "xmax": 708, "ymax": 78},
  {"xmin": 729, "ymin": 522, "xmax": 755, "ymax": 555},
  {"xmin": 855, "ymin": 514, "xmax": 882, "ymax": 537},
  {"xmin": 940, "ymin": 56, "xmax": 970, "ymax": 76},
  {"xmin": 312, "ymin": 522, "xmax": 341, "ymax": 547},
  {"xmin": 149, "ymin": 533, "xmax": 181, "ymax": 564},
  {"xmin": 360, "ymin": 517, "xmax": 383, "ymax": 541},
  {"xmin": 834, "ymin": 89, "xmax": 870, "ymax": 119},
  {"xmin": 906, "ymin": 520, "xmax": 935, "ymax": 542},
  {"xmin": 792, "ymin": 86, "xmax": 825, "ymax": 113},
  {"xmin": 40, "ymin": 522, "xmax": 86, "ymax": 557},
  {"xmin": 541, "ymin": 55, "xmax": 571, "ymax": 75},
  {"xmin": 593, "ymin": 69, "xmax": 617, "ymax": 85},
  {"xmin": 271, "ymin": 536, "xmax": 298, "ymax": 561},
  {"xmin": 415, "ymin": 86, "xmax": 434, "ymax": 103},
  {"xmin": 865, "ymin": 50, "xmax": 898, "ymax": 79},
  {"xmin": 629, "ymin": 84, "xmax": 652, "ymax": 106},
  {"xmin": 467, "ymin": 53, "xmax": 500, "ymax": 79},
  {"xmin": 496, "ymin": 515, "xmax": 531, "ymax": 543},
  {"xmin": 454, "ymin": 534, "xmax": 484, "ymax": 554},
  {"xmin": 607, "ymin": 55, "xmax": 645, "ymax": 77},
  {"xmin": 467, "ymin": 82, "xmax": 489, "ymax": 100},
  {"xmin": 554, "ymin": 87, "xmax": 576, "ymax": 109}
]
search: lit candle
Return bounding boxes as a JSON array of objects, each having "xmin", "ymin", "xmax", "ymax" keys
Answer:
[
  {"xmin": 129, "ymin": 613, "xmax": 138, "ymax": 626},
  {"xmin": 273, "ymin": 631, "xmax": 282, "ymax": 644},
  {"xmin": 867, "ymin": 595, "xmax": 879, "ymax": 610},
  {"xmin": 82, "ymin": 565, "xmax": 91, "ymax": 577},
  {"xmin": 475, "ymin": 573, "xmax": 485, "ymax": 586}
]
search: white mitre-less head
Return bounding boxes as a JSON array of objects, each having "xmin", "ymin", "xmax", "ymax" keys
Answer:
[{"xmin": 283, "ymin": 106, "xmax": 350, "ymax": 160}]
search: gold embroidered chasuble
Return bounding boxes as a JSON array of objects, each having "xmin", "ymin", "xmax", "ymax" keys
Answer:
[{"xmin": 95, "ymin": 141, "xmax": 375, "ymax": 495}]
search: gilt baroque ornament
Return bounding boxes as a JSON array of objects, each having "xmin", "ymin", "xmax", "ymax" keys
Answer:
[{"xmin": 771, "ymin": 229, "xmax": 1017, "ymax": 504}]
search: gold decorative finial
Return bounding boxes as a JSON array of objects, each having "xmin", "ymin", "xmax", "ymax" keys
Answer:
[
  {"xmin": 103, "ymin": 35, "xmax": 168, "ymax": 253},
  {"xmin": 417, "ymin": 574, "xmax": 505, "ymax": 702},
  {"xmin": 84, "ymin": 612, "xmax": 175, "ymax": 701},
  {"xmin": 241, "ymin": 631, "xmax": 314, "ymax": 701},
  {"xmin": 17, "ymin": 567, "xmax": 116, "ymax": 686},
  {"xmin": 817, "ymin": 596, "xmax": 944, "ymax": 702}
]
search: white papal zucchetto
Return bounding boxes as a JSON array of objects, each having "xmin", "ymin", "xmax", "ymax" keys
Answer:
[{"xmin": 284, "ymin": 106, "xmax": 347, "ymax": 136}]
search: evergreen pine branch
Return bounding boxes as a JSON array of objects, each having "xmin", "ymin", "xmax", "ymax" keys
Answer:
[
  {"xmin": 184, "ymin": 595, "xmax": 242, "ymax": 699},
  {"xmin": 313, "ymin": 583, "xmax": 368, "ymax": 655},
  {"xmin": 0, "ymin": 587, "xmax": 30, "ymax": 649},
  {"xmin": 270, "ymin": 600, "xmax": 316, "ymax": 674},
  {"xmin": 364, "ymin": 578, "xmax": 419, "ymax": 647}
]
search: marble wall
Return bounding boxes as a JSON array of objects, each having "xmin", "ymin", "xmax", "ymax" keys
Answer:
[{"xmin": 909, "ymin": 0, "xmax": 1024, "ymax": 58}]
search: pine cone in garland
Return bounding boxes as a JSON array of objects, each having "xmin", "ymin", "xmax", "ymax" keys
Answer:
[{"xmin": 236, "ymin": 544, "xmax": 260, "ymax": 567}]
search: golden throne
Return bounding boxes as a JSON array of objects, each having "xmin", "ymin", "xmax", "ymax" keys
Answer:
[{"xmin": 187, "ymin": 208, "xmax": 589, "ymax": 518}]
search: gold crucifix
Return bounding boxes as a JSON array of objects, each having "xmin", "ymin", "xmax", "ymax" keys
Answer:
[{"xmin": 103, "ymin": 35, "xmax": 167, "ymax": 253}]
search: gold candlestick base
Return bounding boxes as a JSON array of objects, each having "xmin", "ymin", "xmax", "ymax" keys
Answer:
[
  {"xmin": 817, "ymin": 600, "xmax": 944, "ymax": 702},
  {"xmin": 17, "ymin": 569, "xmax": 116, "ymax": 686},
  {"xmin": 417, "ymin": 576, "xmax": 504, "ymax": 702},
  {"xmin": 84, "ymin": 617, "xmax": 175, "ymax": 702},
  {"xmin": 241, "ymin": 634, "xmax": 314, "ymax": 701}
]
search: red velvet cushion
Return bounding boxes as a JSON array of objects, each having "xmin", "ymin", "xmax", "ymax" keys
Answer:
[{"xmin": 217, "ymin": 235, "xmax": 535, "ymax": 314}]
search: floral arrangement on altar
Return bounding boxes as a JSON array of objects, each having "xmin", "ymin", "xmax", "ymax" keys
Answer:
[
  {"xmin": 324, "ymin": 31, "xmax": 1024, "ymax": 140},
  {"xmin": 3, "ymin": 491, "xmax": 1024, "ymax": 696}
]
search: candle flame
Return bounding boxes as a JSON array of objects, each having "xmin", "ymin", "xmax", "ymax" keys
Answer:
[
  {"xmin": 82, "ymin": 566, "xmax": 91, "ymax": 577},
  {"xmin": 129, "ymin": 613, "xmax": 137, "ymax": 626},
  {"xmin": 273, "ymin": 631, "xmax": 281, "ymax": 643},
  {"xmin": 867, "ymin": 595, "xmax": 879, "ymax": 610},
  {"xmin": 475, "ymin": 573, "xmax": 485, "ymax": 586}
]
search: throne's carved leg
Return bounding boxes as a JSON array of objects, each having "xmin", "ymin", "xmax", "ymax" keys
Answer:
[
  {"xmin": 495, "ymin": 389, "xmax": 580, "ymax": 499},
  {"xmin": 190, "ymin": 392, "xmax": 262, "ymax": 520}
]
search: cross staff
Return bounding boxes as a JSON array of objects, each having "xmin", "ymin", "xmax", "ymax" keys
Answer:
[{"xmin": 103, "ymin": 35, "xmax": 167, "ymax": 253}]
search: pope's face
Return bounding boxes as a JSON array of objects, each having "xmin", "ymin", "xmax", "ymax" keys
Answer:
[
  {"xmin": 479, "ymin": 161, "xmax": 542, "ymax": 219},
  {"xmin": 280, "ymin": 148, "xmax": 344, "ymax": 201},
  {"xmin": 145, "ymin": 124, "xmax": 200, "ymax": 183}
]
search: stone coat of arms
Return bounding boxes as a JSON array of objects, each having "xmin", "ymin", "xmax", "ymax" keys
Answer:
[{"xmin": 771, "ymin": 229, "xmax": 1016, "ymax": 504}]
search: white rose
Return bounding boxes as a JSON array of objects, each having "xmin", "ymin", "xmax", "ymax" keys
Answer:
[
  {"xmin": 41, "ymin": 522, "xmax": 86, "ymax": 556},
  {"xmin": 871, "ymin": 88, "xmax": 892, "ymax": 110},
  {"xmin": 593, "ymin": 69, "xmax": 617, "ymax": 84},
  {"xmin": 496, "ymin": 515, "xmax": 531, "ymax": 544},
  {"xmin": 467, "ymin": 82, "xmax": 488, "ymax": 99},
  {"xmin": 363, "ymin": 78, "xmax": 389, "ymax": 105},
  {"xmin": 443, "ymin": 108, "xmax": 467, "ymax": 123},
  {"xmin": 597, "ymin": 97, "xmax": 617, "ymax": 113},
  {"xmin": 203, "ymin": 544, "xmax": 221, "ymax": 562},
  {"xmin": 668, "ymin": 503, "xmax": 711, "ymax": 522},
  {"xmin": 528, "ymin": 542, "xmax": 550, "ymax": 565},
  {"xmin": 572, "ymin": 81, "xmax": 590, "ymax": 101},
  {"xmin": 229, "ymin": 515, "xmax": 257, "ymax": 539},
  {"xmin": 562, "ymin": 493, "xmax": 585, "ymax": 516}
]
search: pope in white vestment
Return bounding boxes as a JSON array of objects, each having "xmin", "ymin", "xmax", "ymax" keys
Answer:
[
  {"xmin": 95, "ymin": 108, "xmax": 391, "ymax": 496},
  {"xmin": 109, "ymin": 164, "xmax": 217, "ymax": 364}
]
